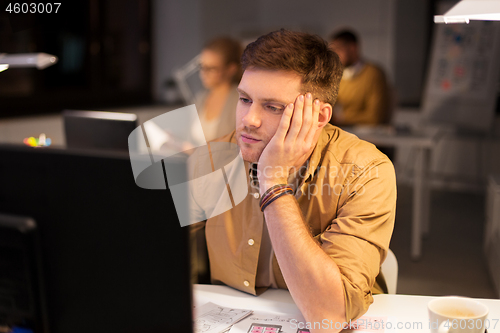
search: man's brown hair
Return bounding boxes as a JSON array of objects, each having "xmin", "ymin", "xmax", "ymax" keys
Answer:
[{"xmin": 241, "ymin": 29, "xmax": 343, "ymax": 106}]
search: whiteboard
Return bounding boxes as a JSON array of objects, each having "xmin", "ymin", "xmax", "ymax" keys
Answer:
[{"xmin": 422, "ymin": 20, "xmax": 500, "ymax": 132}]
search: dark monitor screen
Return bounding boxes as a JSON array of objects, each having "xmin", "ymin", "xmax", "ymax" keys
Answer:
[
  {"xmin": 0, "ymin": 145, "xmax": 192, "ymax": 333},
  {"xmin": 63, "ymin": 110, "xmax": 138, "ymax": 152}
]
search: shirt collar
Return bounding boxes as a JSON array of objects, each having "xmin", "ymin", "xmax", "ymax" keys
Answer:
[
  {"xmin": 301, "ymin": 124, "xmax": 337, "ymax": 184},
  {"xmin": 342, "ymin": 60, "xmax": 365, "ymax": 80},
  {"xmin": 246, "ymin": 125, "xmax": 338, "ymax": 189}
]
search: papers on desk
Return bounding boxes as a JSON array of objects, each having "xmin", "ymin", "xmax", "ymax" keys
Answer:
[
  {"xmin": 193, "ymin": 302, "xmax": 252, "ymax": 333},
  {"xmin": 228, "ymin": 312, "xmax": 306, "ymax": 333},
  {"xmin": 229, "ymin": 314, "xmax": 396, "ymax": 333},
  {"xmin": 193, "ymin": 303, "xmax": 302, "ymax": 333},
  {"xmin": 194, "ymin": 302, "xmax": 396, "ymax": 333}
]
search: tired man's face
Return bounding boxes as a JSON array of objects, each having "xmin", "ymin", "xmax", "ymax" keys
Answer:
[{"xmin": 235, "ymin": 69, "xmax": 302, "ymax": 163}]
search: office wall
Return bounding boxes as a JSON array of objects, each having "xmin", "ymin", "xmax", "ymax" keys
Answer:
[
  {"xmin": 394, "ymin": 1, "xmax": 430, "ymax": 105},
  {"xmin": 152, "ymin": 0, "xmax": 202, "ymax": 102}
]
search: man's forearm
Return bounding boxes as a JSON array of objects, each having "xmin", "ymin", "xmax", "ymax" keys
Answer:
[{"xmin": 263, "ymin": 194, "xmax": 346, "ymax": 332}]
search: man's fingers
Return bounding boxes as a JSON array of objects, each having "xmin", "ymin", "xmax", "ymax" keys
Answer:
[
  {"xmin": 286, "ymin": 94, "xmax": 304, "ymax": 143},
  {"xmin": 274, "ymin": 103, "xmax": 294, "ymax": 141},
  {"xmin": 296, "ymin": 93, "xmax": 313, "ymax": 144},
  {"xmin": 304, "ymin": 98, "xmax": 320, "ymax": 147}
]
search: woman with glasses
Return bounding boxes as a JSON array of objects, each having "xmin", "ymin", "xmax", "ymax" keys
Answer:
[{"xmin": 196, "ymin": 37, "xmax": 243, "ymax": 142}]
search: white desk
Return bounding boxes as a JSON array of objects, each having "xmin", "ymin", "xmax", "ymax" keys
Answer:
[
  {"xmin": 194, "ymin": 284, "xmax": 302, "ymax": 317},
  {"xmin": 346, "ymin": 127, "xmax": 437, "ymax": 260},
  {"xmin": 194, "ymin": 284, "xmax": 500, "ymax": 333}
]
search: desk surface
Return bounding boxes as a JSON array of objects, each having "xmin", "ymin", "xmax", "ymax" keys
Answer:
[{"xmin": 194, "ymin": 284, "xmax": 500, "ymax": 332}]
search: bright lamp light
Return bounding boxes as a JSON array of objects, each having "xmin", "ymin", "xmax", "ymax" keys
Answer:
[
  {"xmin": 0, "ymin": 53, "xmax": 58, "ymax": 70},
  {"xmin": 435, "ymin": 0, "xmax": 500, "ymax": 23}
]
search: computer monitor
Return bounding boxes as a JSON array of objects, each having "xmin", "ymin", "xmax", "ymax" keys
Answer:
[
  {"xmin": 63, "ymin": 110, "xmax": 138, "ymax": 152},
  {"xmin": 0, "ymin": 144, "xmax": 192, "ymax": 333}
]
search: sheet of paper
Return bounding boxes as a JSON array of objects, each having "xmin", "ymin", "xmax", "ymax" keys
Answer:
[
  {"xmin": 228, "ymin": 311, "xmax": 306, "ymax": 333},
  {"xmin": 229, "ymin": 314, "xmax": 403, "ymax": 333},
  {"xmin": 193, "ymin": 302, "xmax": 253, "ymax": 333}
]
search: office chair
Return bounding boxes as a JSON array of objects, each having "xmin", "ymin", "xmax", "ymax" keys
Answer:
[{"xmin": 381, "ymin": 248, "xmax": 398, "ymax": 294}]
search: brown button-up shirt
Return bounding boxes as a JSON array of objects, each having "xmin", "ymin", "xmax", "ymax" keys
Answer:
[{"xmin": 190, "ymin": 123, "xmax": 396, "ymax": 321}]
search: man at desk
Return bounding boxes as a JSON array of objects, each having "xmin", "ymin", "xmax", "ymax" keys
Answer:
[
  {"xmin": 190, "ymin": 29, "xmax": 396, "ymax": 330},
  {"xmin": 328, "ymin": 29, "xmax": 391, "ymax": 126}
]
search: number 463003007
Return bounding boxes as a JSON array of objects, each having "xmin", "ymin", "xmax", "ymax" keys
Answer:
[{"xmin": 5, "ymin": 3, "xmax": 61, "ymax": 14}]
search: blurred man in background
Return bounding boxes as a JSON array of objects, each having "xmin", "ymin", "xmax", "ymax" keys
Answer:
[{"xmin": 328, "ymin": 29, "xmax": 391, "ymax": 126}]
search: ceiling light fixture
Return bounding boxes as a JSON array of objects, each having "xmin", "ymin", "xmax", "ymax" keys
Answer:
[{"xmin": 435, "ymin": 0, "xmax": 500, "ymax": 23}]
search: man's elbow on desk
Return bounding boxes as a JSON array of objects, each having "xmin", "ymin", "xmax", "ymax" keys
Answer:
[
  {"xmin": 300, "ymin": 280, "xmax": 373, "ymax": 333},
  {"xmin": 298, "ymin": 290, "xmax": 351, "ymax": 333}
]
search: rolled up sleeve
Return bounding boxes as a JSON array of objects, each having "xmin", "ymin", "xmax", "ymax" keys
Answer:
[{"xmin": 319, "ymin": 158, "xmax": 397, "ymax": 321}]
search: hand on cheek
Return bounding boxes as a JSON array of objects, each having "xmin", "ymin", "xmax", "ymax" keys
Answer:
[{"xmin": 257, "ymin": 93, "xmax": 320, "ymax": 194}]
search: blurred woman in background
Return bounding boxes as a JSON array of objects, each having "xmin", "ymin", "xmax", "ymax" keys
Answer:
[
  {"xmin": 191, "ymin": 37, "xmax": 242, "ymax": 283},
  {"xmin": 196, "ymin": 37, "xmax": 242, "ymax": 141}
]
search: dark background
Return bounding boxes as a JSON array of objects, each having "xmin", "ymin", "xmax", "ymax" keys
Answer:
[{"xmin": 0, "ymin": 0, "xmax": 152, "ymax": 117}]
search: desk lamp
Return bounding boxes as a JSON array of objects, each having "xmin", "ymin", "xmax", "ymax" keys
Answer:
[
  {"xmin": 435, "ymin": 0, "xmax": 500, "ymax": 23},
  {"xmin": 0, "ymin": 53, "xmax": 58, "ymax": 71},
  {"xmin": 173, "ymin": 54, "xmax": 200, "ymax": 104}
]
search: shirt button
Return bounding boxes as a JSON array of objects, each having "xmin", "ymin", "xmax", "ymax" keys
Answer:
[
  {"xmin": 253, "ymin": 193, "xmax": 260, "ymax": 199},
  {"xmin": 248, "ymin": 239, "xmax": 255, "ymax": 246},
  {"xmin": 243, "ymin": 280, "xmax": 250, "ymax": 287}
]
